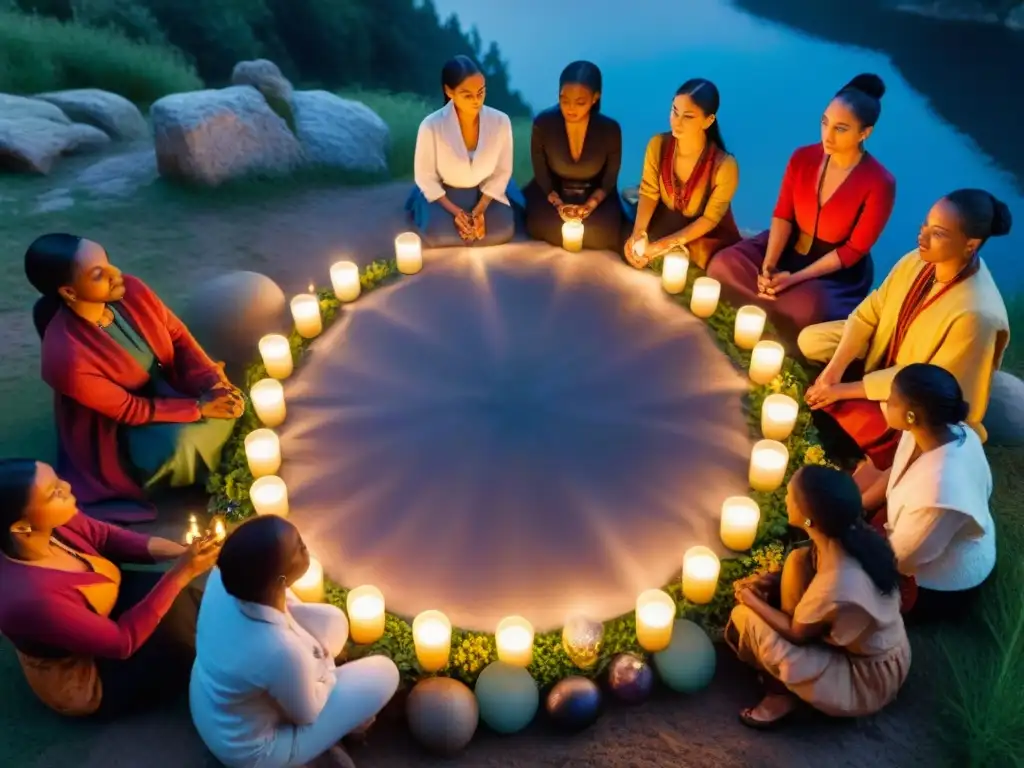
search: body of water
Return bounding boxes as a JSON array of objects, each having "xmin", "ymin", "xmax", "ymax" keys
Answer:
[{"xmin": 433, "ymin": 0, "xmax": 1023, "ymax": 289}]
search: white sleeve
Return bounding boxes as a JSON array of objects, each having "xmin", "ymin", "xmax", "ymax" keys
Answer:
[
  {"xmin": 414, "ymin": 119, "xmax": 446, "ymax": 202},
  {"xmin": 480, "ymin": 115, "xmax": 514, "ymax": 202},
  {"xmin": 264, "ymin": 640, "xmax": 333, "ymax": 725}
]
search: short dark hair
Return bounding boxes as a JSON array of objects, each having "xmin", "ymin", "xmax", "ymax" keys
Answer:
[
  {"xmin": 441, "ymin": 55, "xmax": 483, "ymax": 104},
  {"xmin": 218, "ymin": 515, "xmax": 298, "ymax": 603},
  {"xmin": 833, "ymin": 73, "xmax": 885, "ymax": 128}
]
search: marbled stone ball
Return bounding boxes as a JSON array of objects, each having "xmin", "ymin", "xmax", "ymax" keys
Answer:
[{"xmin": 406, "ymin": 676, "xmax": 479, "ymax": 756}]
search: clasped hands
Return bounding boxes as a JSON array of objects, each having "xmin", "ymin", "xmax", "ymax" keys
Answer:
[
  {"xmin": 454, "ymin": 208, "xmax": 487, "ymax": 243},
  {"xmin": 756, "ymin": 265, "xmax": 796, "ymax": 300},
  {"xmin": 547, "ymin": 192, "xmax": 597, "ymax": 227},
  {"xmin": 804, "ymin": 364, "xmax": 857, "ymax": 410},
  {"xmin": 199, "ymin": 365, "xmax": 245, "ymax": 419},
  {"xmin": 623, "ymin": 231, "xmax": 684, "ymax": 269},
  {"xmin": 733, "ymin": 570, "xmax": 781, "ymax": 608}
]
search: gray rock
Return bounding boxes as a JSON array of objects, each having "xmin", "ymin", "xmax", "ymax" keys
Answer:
[
  {"xmin": 983, "ymin": 370, "xmax": 1024, "ymax": 447},
  {"xmin": 65, "ymin": 123, "xmax": 112, "ymax": 154},
  {"xmin": 0, "ymin": 116, "xmax": 89, "ymax": 174},
  {"xmin": 34, "ymin": 88, "xmax": 148, "ymax": 140},
  {"xmin": 291, "ymin": 90, "xmax": 390, "ymax": 175},
  {"xmin": 0, "ymin": 93, "xmax": 71, "ymax": 125},
  {"xmin": 150, "ymin": 86, "xmax": 303, "ymax": 186},
  {"xmin": 75, "ymin": 149, "xmax": 159, "ymax": 198},
  {"xmin": 230, "ymin": 58, "xmax": 294, "ymax": 105}
]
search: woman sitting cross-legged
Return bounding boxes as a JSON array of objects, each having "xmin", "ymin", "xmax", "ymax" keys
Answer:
[
  {"xmin": 26, "ymin": 234, "xmax": 244, "ymax": 523},
  {"xmin": 624, "ymin": 78, "xmax": 741, "ymax": 270},
  {"xmin": 190, "ymin": 515, "xmax": 400, "ymax": 768},
  {"xmin": 800, "ymin": 189, "xmax": 1011, "ymax": 470},
  {"xmin": 406, "ymin": 55, "xmax": 522, "ymax": 248},
  {"xmin": 523, "ymin": 60, "xmax": 626, "ymax": 251},
  {"xmin": 0, "ymin": 459, "xmax": 219, "ymax": 718},
  {"xmin": 728, "ymin": 465, "xmax": 909, "ymax": 729},
  {"xmin": 859, "ymin": 364, "xmax": 995, "ymax": 619}
]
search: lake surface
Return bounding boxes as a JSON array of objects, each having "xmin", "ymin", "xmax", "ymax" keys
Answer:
[{"xmin": 433, "ymin": 0, "xmax": 1023, "ymax": 289}]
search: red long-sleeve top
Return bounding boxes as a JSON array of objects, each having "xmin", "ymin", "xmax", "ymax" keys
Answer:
[{"xmin": 773, "ymin": 143, "xmax": 896, "ymax": 268}]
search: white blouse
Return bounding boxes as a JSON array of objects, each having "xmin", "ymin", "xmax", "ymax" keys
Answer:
[
  {"xmin": 885, "ymin": 426, "xmax": 995, "ymax": 591},
  {"xmin": 413, "ymin": 101, "xmax": 514, "ymax": 205}
]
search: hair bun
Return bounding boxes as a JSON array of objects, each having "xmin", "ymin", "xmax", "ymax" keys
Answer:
[
  {"xmin": 990, "ymin": 196, "xmax": 1013, "ymax": 237},
  {"xmin": 843, "ymin": 73, "xmax": 885, "ymax": 101},
  {"xmin": 955, "ymin": 399, "xmax": 971, "ymax": 424}
]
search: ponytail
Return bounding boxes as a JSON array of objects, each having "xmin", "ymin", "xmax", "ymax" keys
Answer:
[
  {"xmin": 32, "ymin": 296, "xmax": 62, "ymax": 339},
  {"xmin": 706, "ymin": 119, "xmax": 726, "ymax": 152},
  {"xmin": 836, "ymin": 520, "xmax": 901, "ymax": 596}
]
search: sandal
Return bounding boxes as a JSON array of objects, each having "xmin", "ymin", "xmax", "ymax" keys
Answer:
[{"xmin": 738, "ymin": 700, "xmax": 799, "ymax": 731}]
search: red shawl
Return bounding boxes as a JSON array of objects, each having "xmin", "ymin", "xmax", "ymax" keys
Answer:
[
  {"xmin": 660, "ymin": 135, "xmax": 719, "ymax": 214},
  {"xmin": 41, "ymin": 275, "xmax": 223, "ymax": 522}
]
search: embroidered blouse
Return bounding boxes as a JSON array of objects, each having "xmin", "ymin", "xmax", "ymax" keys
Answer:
[{"xmin": 638, "ymin": 133, "xmax": 739, "ymax": 223}]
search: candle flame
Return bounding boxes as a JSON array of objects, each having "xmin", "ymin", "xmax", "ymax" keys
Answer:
[{"xmin": 308, "ymin": 283, "xmax": 315, "ymax": 294}]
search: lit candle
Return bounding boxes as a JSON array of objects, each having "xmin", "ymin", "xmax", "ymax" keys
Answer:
[
  {"xmin": 395, "ymin": 232, "xmax": 423, "ymax": 274},
  {"xmin": 291, "ymin": 557, "xmax": 324, "ymax": 602},
  {"xmin": 346, "ymin": 585, "xmax": 386, "ymax": 645},
  {"xmin": 689, "ymin": 276, "xmax": 721, "ymax": 318},
  {"xmin": 330, "ymin": 260, "xmax": 361, "ymax": 302},
  {"xmin": 633, "ymin": 235, "xmax": 647, "ymax": 260},
  {"xmin": 749, "ymin": 439, "xmax": 790, "ymax": 492},
  {"xmin": 748, "ymin": 340, "xmax": 785, "ymax": 385},
  {"xmin": 761, "ymin": 394, "xmax": 799, "ymax": 441},
  {"xmin": 734, "ymin": 305, "xmax": 767, "ymax": 350},
  {"xmin": 720, "ymin": 496, "xmax": 761, "ymax": 551},
  {"xmin": 682, "ymin": 546, "xmax": 721, "ymax": 605},
  {"xmin": 184, "ymin": 514, "xmax": 201, "ymax": 545},
  {"xmin": 259, "ymin": 334, "xmax": 293, "ymax": 380},
  {"xmin": 561, "ymin": 220, "xmax": 584, "ymax": 252},
  {"xmin": 210, "ymin": 515, "xmax": 227, "ymax": 543},
  {"xmin": 250, "ymin": 378, "xmax": 286, "ymax": 428},
  {"xmin": 244, "ymin": 428, "xmax": 281, "ymax": 478},
  {"xmin": 290, "ymin": 292, "xmax": 322, "ymax": 339},
  {"xmin": 412, "ymin": 610, "xmax": 451, "ymax": 673},
  {"xmin": 661, "ymin": 252, "xmax": 690, "ymax": 294},
  {"xmin": 635, "ymin": 589, "xmax": 676, "ymax": 652},
  {"xmin": 250, "ymin": 475, "xmax": 289, "ymax": 517},
  {"xmin": 495, "ymin": 615, "xmax": 535, "ymax": 667}
]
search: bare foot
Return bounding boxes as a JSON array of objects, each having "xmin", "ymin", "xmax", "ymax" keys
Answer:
[{"xmin": 739, "ymin": 693, "xmax": 799, "ymax": 729}]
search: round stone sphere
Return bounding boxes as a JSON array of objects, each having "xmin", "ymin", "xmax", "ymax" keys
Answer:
[
  {"xmin": 653, "ymin": 619, "xmax": 716, "ymax": 693},
  {"xmin": 606, "ymin": 652, "xmax": 655, "ymax": 704},
  {"xmin": 984, "ymin": 371, "xmax": 1024, "ymax": 447},
  {"xmin": 180, "ymin": 271, "xmax": 288, "ymax": 367},
  {"xmin": 405, "ymin": 677, "xmax": 478, "ymax": 756},
  {"xmin": 544, "ymin": 676, "xmax": 602, "ymax": 732},
  {"xmin": 474, "ymin": 661, "xmax": 539, "ymax": 734}
]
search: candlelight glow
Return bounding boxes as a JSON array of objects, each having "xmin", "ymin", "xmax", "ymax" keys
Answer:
[
  {"xmin": 250, "ymin": 475, "xmax": 289, "ymax": 517},
  {"xmin": 395, "ymin": 232, "xmax": 423, "ymax": 274},
  {"xmin": 561, "ymin": 219, "xmax": 584, "ymax": 252},
  {"xmin": 720, "ymin": 496, "xmax": 761, "ymax": 551},
  {"xmin": 291, "ymin": 557, "xmax": 324, "ymax": 602},
  {"xmin": 661, "ymin": 252, "xmax": 689, "ymax": 294},
  {"xmin": 748, "ymin": 340, "xmax": 785, "ymax": 385},
  {"xmin": 330, "ymin": 261, "xmax": 361, "ymax": 302},
  {"xmin": 258, "ymin": 335, "xmax": 293, "ymax": 380},
  {"xmin": 734, "ymin": 306, "xmax": 767, "ymax": 349},
  {"xmin": 412, "ymin": 610, "xmax": 452, "ymax": 672},
  {"xmin": 761, "ymin": 394, "xmax": 799, "ymax": 441},
  {"xmin": 682, "ymin": 546, "xmax": 721, "ymax": 605},
  {"xmin": 689, "ymin": 276, "xmax": 721, "ymax": 318},
  {"xmin": 250, "ymin": 378, "xmax": 286, "ymax": 428},
  {"xmin": 244, "ymin": 428, "xmax": 281, "ymax": 478},
  {"xmin": 291, "ymin": 293, "xmax": 323, "ymax": 339},
  {"xmin": 749, "ymin": 439, "xmax": 790, "ymax": 492},
  {"xmin": 347, "ymin": 585, "xmax": 386, "ymax": 645},
  {"xmin": 635, "ymin": 589, "xmax": 676, "ymax": 651},
  {"xmin": 495, "ymin": 615, "xmax": 535, "ymax": 667}
]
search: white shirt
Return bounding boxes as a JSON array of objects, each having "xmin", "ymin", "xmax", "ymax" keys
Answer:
[
  {"xmin": 189, "ymin": 570, "xmax": 339, "ymax": 767},
  {"xmin": 413, "ymin": 101, "xmax": 513, "ymax": 204},
  {"xmin": 886, "ymin": 426, "xmax": 995, "ymax": 591}
]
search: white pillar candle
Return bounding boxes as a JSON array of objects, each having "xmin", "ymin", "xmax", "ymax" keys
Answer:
[
  {"xmin": 689, "ymin": 276, "xmax": 721, "ymax": 318},
  {"xmin": 291, "ymin": 557, "xmax": 324, "ymax": 602},
  {"xmin": 244, "ymin": 428, "xmax": 281, "ymax": 478},
  {"xmin": 395, "ymin": 232, "xmax": 423, "ymax": 274},
  {"xmin": 250, "ymin": 475, "xmax": 289, "ymax": 517},
  {"xmin": 749, "ymin": 439, "xmax": 790, "ymax": 492},
  {"xmin": 720, "ymin": 496, "xmax": 761, "ymax": 551},
  {"xmin": 250, "ymin": 378, "xmax": 286, "ymax": 428},
  {"xmin": 749, "ymin": 340, "xmax": 785, "ymax": 385},
  {"xmin": 330, "ymin": 260, "xmax": 361, "ymax": 302},
  {"xmin": 562, "ymin": 220, "xmax": 584, "ymax": 252},
  {"xmin": 635, "ymin": 589, "xmax": 676, "ymax": 652},
  {"xmin": 412, "ymin": 610, "xmax": 451, "ymax": 672},
  {"xmin": 734, "ymin": 305, "xmax": 767, "ymax": 349},
  {"xmin": 346, "ymin": 585, "xmax": 386, "ymax": 645},
  {"xmin": 682, "ymin": 546, "xmax": 721, "ymax": 605},
  {"xmin": 290, "ymin": 293, "xmax": 323, "ymax": 339},
  {"xmin": 495, "ymin": 615, "xmax": 535, "ymax": 667},
  {"xmin": 259, "ymin": 334, "xmax": 293, "ymax": 380},
  {"xmin": 661, "ymin": 252, "xmax": 690, "ymax": 294},
  {"xmin": 761, "ymin": 394, "xmax": 799, "ymax": 441}
]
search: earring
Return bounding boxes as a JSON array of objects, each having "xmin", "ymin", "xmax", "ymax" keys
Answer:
[
  {"xmin": 803, "ymin": 519, "xmax": 812, "ymax": 528},
  {"xmin": 906, "ymin": 411, "xmax": 916, "ymax": 425},
  {"xmin": 277, "ymin": 574, "xmax": 287, "ymax": 586},
  {"xmin": 11, "ymin": 522, "xmax": 31, "ymax": 534}
]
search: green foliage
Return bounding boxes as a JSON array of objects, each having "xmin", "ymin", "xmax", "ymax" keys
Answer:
[
  {"xmin": 208, "ymin": 256, "xmax": 824, "ymax": 686},
  {"xmin": 0, "ymin": 10, "xmax": 202, "ymax": 101}
]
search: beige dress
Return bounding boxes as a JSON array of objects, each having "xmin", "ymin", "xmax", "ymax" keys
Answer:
[{"xmin": 727, "ymin": 538, "xmax": 910, "ymax": 717}]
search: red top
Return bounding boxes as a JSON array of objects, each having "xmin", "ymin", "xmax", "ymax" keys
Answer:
[
  {"xmin": 0, "ymin": 512, "xmax": 182, "ymax": 660},
  {"xmin": 41, "ymin": 275, "xmax": 224, "ymax": 522},
  {"xmin": 772, "ymin": 143, "xmax": 896, "ymax": 268}
]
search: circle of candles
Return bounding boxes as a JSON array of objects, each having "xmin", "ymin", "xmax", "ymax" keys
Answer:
[
  {"xmin": 395, "ymin": 232, "xmax": 423, "ymax": 274},
  {"xmin": 682, "ymin": 546, "xmax": 721, "ymax": 605},
  {"xmin": 495, "ymin": 615, "xmax": 535, "ymax": 667},
  {"xmin": 720, "ymin": 496, "xmax": 761, "ymax": 551},
  {"xmin": 244, "ymin": 428, "xmax": 281, "ymax": 478},
  {"xmin": 749, "ymin": 439, "xmax": 790, "ymax": 492},
  {"xmin": 250, "ymin": 475, "xmax": 289, "ymax": 517},
  {"xmin": 561, "ymin": 220, "xmax": 584, "ymax": 252},
  {"xmin": 290, "ymin": 293, "xmax": 323, "ymax": 339},
  {"xmin": 661, "ymin": 252, "xmax": 690, "ymax": 294},
  {"xmin": 346, "ymin": 585, "xmax": 386, "ymax": 645},
  {"xmin": 749, "ymin": 340, "xmax": 785, "ymax": 385},
  {"xmin": 412, "ymin": 610, "xmax": 452, "ymax": 672},
  {"xmin": 734, "ymin": 305, "xmax": 767, "ymax": 350},
  {"xmin": 259, "ymin": 334, "xmax": 293, "ymax": 380},
  {"xmin": 291, "ymin": 557, "xmax": 324, "ymax": 602},
  {"xmin": 761, "ymin": 394, "xmax": 799, "ymax": 441},
  {"xmin": 330, "ymin": 260, "xmax": 361, "ymax": 302},
  {"xmin": 250, "ymin": 378, "xmax": 286, "ymax": 428},
  {"xmin": 635, "ymin": 589, "xmax": 676, "ymax": 652},
  {"xmin": 689, "ymin": 276, "xmax": 721, "ymax": 318}
]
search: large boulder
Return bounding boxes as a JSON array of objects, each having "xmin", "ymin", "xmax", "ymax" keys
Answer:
[
  {"xmin": 34, "ymin": 89, "xmax": 148, "ymax": 141},
  {"xmin": 0, "ymin": 117, "xmax": 110, "ymax": 174},
  {"xmin": 151, "ymin": 86, "xmax": 304, "ymax": 186},
  {"xmin": 292, "ymin": 90, "xmax": 389, "ymax": 175},
  {"xmin": 231, "ymin": 58, "xmax": 294, "ymax": 106},
  {"xmin": 984, "ymin": 371, "xmax": 1024, "ymax": 447},
  {"xmin": 0, "ymin": 94, "xmax": 71, "ymax": 125}
]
